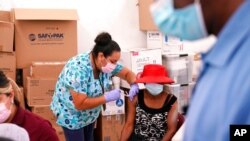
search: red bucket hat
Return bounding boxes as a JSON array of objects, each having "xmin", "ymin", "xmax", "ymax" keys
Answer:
[{"xmin": 135, "ymin": 64, "xmax": 174, "ymax": 84}]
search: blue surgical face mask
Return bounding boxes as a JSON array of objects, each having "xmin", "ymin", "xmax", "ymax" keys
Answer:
[
  {"xmin": 150, "ymin": 0, "xmax": 207, "ymax": 40},
  {"xmin": 145, "ymin": 83, "xmax": 164, "ymax": 96}
]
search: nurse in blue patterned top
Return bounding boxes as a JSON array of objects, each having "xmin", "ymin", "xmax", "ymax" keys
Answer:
[{"xmin": 50, "ymin": 32, "xmax": 139, "ymax": 141}]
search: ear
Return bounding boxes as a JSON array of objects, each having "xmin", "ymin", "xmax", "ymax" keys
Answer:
[{"xmin": 10, "ymin": 90, "xmax": 15, "ymax": 98}]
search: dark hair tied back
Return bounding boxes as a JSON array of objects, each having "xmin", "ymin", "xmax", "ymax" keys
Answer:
[
  {"xmin": 94, "ymin": 32, "xmax": 112, "ymax": 46},
  {"xmin": 92, "ymin": 32, "xmax": 121, "ymax": 58}
]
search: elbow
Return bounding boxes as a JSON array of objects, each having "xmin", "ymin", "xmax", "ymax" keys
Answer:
[
  {"xmin": 123, "ymin": 122, "xmax": 134, "ymax": 133},
  {"xmin": 73, "ymin": 100, "xmax": 87, "ymax": 111},
  {"xmin": 168, "ymin": 128, "xmax": 178, "ymax": 137},
  {"xmin": 74, "ymin": 103, "xmax": 83, "ymax": 110}
]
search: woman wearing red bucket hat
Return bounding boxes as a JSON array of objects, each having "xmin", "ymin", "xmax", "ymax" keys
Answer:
[{"xmin": 121, "ymin": 64, "xmax": 179, "ymax": 141}]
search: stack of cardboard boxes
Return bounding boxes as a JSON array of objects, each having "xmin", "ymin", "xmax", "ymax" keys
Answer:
[
  {"xmin": 0, "ymin": 11, "xmax": 26, "ymax": 108},
  {"xmin": 0, "ymin": 11, "xmax": 15, "ymax": 80},
  {"xmin": 14, "ymin": 8, "xmax": 79, "ymax": 141},
  {"xmin": 95, "ymin": 77, "xmax": 126, "ymax": 141},
  {"xmin": 0, "ymin": 8, "xmax": 79, "ymax": 141},
  {"xmin": 24, "ymin": 62, "xmax": 68, "ymax": 141},
  {"xmin": 23, "ymin": 62, "xmax": 65, "ymax": 124}
]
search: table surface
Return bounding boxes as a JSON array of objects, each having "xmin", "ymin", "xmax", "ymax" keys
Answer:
[{"xmin": 172, "ymin": 121, "xmax": 186, "ymax": 141}]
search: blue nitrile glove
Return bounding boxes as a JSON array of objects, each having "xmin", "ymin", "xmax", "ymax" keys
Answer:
[
  {"xmin": 128, "ymin": 83, "xmax": 139, "ymax": 101},
  {"xmin": 104, "ymin": 89, "xmax": 121, "ymax": 102}
]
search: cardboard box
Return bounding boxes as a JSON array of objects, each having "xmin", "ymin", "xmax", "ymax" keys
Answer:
[
  {"xmin": 31, "ymin": 106, "xmax": 57, "ymax": 126},
  {"xmin": 0, "ymin": 11, "xmax": 13, "ymax": 21},
  {"xmin": 95, "ymin": 114, "xmax": 125, "ymax": 141},
  {"xmin": 30, "ymin": 61, "xmax": 65, "ymax": 78},
  {"xmin": 146, "ymin": 31, "xmax": 163, "ymax": 49},
  {"xmin": 120, "ymin": 48, "xmax": 162, "ymax": 89},
  {"xmin": 26, "ymin": 77, "xmax": 57, "ymax": 106},
  {"xmin": 0, "ymin": 11, "xmax": 14, "ymax": 52},
  {"xmin": 138, "ymin": 0, "xmax": 158, "ymax": 31},
  {"xmin": 162, "ymin": 53, "xmax": 193, "ymax": 85},
  {"xmin": 14, "ymin": 8, "xmax": 78, "ymax": 68},
  {"xmin": 0, "ymin": 52, "xmax": 16, "ymax": 80},
  {"xmin": 165, "ymin": 82, "xmax": 195, "ymax": 113},
  {"xmin": 23, "ymin": 62, "xmax": 64, "ymax": 95}
]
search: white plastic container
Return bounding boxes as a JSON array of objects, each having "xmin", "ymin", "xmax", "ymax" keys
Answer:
[
  {"xmin": 162, "ymin": 36, "xmax": 183, "ymax": 53},
  {"xmin": 162, "ymin": 53, "xmax": 193, "ymax": 85},
  {"xmin": 165, "ymin": 82, "xmax": 195, "ymax": 113}
]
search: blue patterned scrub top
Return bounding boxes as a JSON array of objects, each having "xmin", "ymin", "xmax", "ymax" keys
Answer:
[{"xmin": 50, "ymin": 53, "xmax": 123, "ymax": 130}]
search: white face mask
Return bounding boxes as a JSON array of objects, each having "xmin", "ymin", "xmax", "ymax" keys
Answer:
[
  {"xmin": 0, "ymin": 102, "xmax": 11, "ymax": 123},
  {"xmin": 145, "ymin": 83, "xmax": 164, "ymax": 96},
  {"xmin": 101, "ymin": 62, "xmax": 117, "ymax": 73}
]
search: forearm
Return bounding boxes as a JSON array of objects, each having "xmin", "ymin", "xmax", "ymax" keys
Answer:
[
  {"xmin": 120, "ymin": 124, "xmax": 134, "ymax": 141},
  {"xmin": 74, "ymin": 95, "xmax": 106, "ymax": 110},
  {"xmin": 161, "ymin": 129, "xmax": 177, "ymax": 141}
]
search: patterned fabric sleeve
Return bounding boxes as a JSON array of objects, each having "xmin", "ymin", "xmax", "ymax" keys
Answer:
[
  {"xmin": 63, "ymin": 64, "xmax": 89, "ymax": 94},
  {"xmin": 111, "ymin": 63, "xmax": 123, "ymax": 76}
]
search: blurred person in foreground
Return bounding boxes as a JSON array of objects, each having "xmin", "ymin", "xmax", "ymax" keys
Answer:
[
  {"xmin": 150, "ymin": 0, "xmax": 249, "ymax": 140},
  {"xmin": 50, "ymin": 32, "xmax": 139, "ymax": 141},
  {"xmin": 0, "ymin": 123, "xmax": 29, "ymax": 141},
  {"xmin": 0, "ymin": 70, "xmax": 59, "ymax": 141},
  {"xmin": 120, "ymin": 64, "xmax": 178, "ymax": 141}
]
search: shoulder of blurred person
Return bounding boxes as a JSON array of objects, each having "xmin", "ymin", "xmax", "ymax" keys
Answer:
[
  {"xmin": 0, "ymin": 71, "xmax": 59, "ymax": 141},
  {"xmin": 183, "ymin": 0, "xmax": 250, "ymax": 140},
  {"xmin": 10, "ymin": 106, "xmax": 59, "ymax": 141},
  {"xmin": 0, "ymin": 123, "xmax": 29, "ymax": 141}
]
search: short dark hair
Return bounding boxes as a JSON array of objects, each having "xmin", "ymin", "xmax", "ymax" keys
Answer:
[
  {"xmin": 92, "ymin": 32, "xmax": 121, "ymax": 58},
  {"xmin": 0, "ymin": 70, "xmax": 20, "ymax": 107}
]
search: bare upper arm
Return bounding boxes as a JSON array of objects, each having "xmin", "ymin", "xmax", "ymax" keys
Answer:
[
  {"xmin": 167, "ymin": 101, "xmax": 178, "ymax": 130},
  {"xmin": 125, "ymin": 95, "xmax": 137, "ymax": 125}
]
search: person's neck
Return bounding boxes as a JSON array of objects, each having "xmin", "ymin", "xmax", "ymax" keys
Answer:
[
  {"xmin": 144, "ymin": 90, "xmax": 165, "ymax": 100},
  {"xmin": 6, "ymin": 104, "xmax": 17, "ymax": 123},
  {"xmin": 144, "ymin": 90, "xmax": 168, "ymax": 109}
]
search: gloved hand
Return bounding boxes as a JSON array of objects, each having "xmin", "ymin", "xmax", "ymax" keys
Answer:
[
  {"xmin": 104, "ymin": 89, "xmax": 121, "ymax": 102},
  {"xmin": 128, "ymin": 83, "xmax": 139, "ymax": 101}
]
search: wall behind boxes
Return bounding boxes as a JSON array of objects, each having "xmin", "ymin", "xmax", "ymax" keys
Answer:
[{"xmin": 0, "ymin": 0, "xmax": 147, "ymax": 52}]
